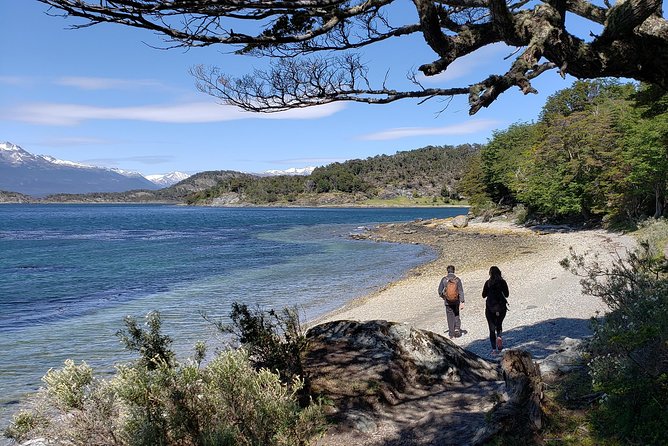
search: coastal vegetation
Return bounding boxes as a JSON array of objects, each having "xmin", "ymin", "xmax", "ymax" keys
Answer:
[
  {"xmin": 550, "ymin": 218, "xmax": 668, "ymax": 445},
  {"xmin": 5, "ymin": 310, "xmax": 326, "ymax": 446},
  {"xmin": 461, "ymin": 80, "xmax": 668, "ymax": 227}
]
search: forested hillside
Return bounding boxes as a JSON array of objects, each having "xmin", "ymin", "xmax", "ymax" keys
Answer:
[
  {"xmin": 461, "ymin": 80, "xmax": 668, "ymax": 226},
  {"xmin": 188, "ymin": 144, "xmax": 479, "ymax": 206},
  {"xmin": 42, "ymin": 171, "xmax": 254, "ymax": 203}
]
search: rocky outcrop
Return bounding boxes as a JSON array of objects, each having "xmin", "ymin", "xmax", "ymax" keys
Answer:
[{"xmin": 305, "ymin": 320, "xmax": 545, "ymax": 446}]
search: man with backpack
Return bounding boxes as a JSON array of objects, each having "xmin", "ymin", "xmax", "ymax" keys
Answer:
[{"xmin": 438, "ymin": 265, "xmax": 465, "ymax": 338}]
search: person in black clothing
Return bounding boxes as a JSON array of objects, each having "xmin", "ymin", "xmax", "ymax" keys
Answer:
[{"xmin": 482, "ymin": 266, "xmax": 509, "ymax": 355}]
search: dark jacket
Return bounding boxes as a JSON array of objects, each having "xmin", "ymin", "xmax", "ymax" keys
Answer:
[{"xmin": 482, "ymin": 278, "xmax": 509, "ymax": 312}]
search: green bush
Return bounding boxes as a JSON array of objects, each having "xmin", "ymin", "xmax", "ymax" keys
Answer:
[
  {"xmin": 4, "ymin": 410, "xmax": 48, "ymax": 443},
  {"xmin": 42, "ymin": 358, "xmax": 94, "ymax": 410},
  {"xmin": 5, "ymin": 310, "xmax": 325, "ymax": 446},
  {"xmin": 117, "ymin": 310, "xmax": 175, "ymax": 370},
  {"xmin": 561, "ymin": 220, "xmax": 668, "ymax": 444},
  {"xmin": 214, "ymin": 303, "xmax": 309, "ymax": 391}
]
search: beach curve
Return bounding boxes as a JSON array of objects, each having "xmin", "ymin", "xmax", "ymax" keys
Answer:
[{"xmin": 314, "ymin": 218, "xmax": 636, "ymax": 359}]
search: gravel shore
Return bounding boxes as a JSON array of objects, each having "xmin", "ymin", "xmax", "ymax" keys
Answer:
[{"xmin": 316, "ymin": 217, "xmax": 636, "ymax": 360}]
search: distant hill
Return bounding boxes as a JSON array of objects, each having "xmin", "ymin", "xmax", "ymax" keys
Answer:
[
  {"xmin": 0, "ymin": 142, "xmax": 159, "ymax": 196},
  {"xmin": 0, "ymin": 190, "xmax": 35, "ymax": 203},
  {"xmin": 188, "ymin": 144, "xmax": 481, "ymax": 206},
  {"xmin": 42, "ymin": 170, "xmax": 256, "ymax": 203}
]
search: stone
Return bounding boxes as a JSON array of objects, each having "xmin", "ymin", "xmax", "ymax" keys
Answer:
[
  {"xmin": 537, "ymin": 338, "xmax": 585, "ymax": 379},
  {"xmin": 452, "ymin": 215, "xmax": 469, "ymax": 228}
]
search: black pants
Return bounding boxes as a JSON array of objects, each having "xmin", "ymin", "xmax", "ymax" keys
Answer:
[{"xmin": 485, "ymin": 308, "xmax": 506, "ymax": 349}]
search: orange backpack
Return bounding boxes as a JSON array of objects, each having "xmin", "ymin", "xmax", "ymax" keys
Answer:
[{"xmin": 444, "ymin": 278, "xmax": 459, "ymax": 303}]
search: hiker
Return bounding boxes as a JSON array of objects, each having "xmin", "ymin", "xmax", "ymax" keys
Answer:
[
  {"xmin": 482, "ymin": 266, "xmax": 509, "ymax": 355},
  {"xmin": 438, "ymin": 265, "xmax": 465, "ymax": 338}
]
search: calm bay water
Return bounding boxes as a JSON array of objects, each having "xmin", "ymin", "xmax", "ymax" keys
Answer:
[{"xmin": 0, "ymin": 204, "xmax": 466, "ymax": 425}]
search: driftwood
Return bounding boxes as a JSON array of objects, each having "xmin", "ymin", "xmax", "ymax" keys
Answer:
[{"xmin": 471, "ymin": 349, "xmax": 545, "ymax": 445}]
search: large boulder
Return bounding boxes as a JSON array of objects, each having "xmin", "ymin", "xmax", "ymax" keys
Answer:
[
  {"xmin": 305, "ymin": 320, "xmax": 544, "ymax": 445},
  {"xmin": 452, "ymin": 215, "xmax": 469, "ymax": 228}
]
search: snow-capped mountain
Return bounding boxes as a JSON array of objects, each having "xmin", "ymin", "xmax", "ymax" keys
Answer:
[
  {"xmin": 263, "ymin": 166, "xmax": 316, "ymax": 176},
  {"xmin": 0, "ymin": 142, "xmax": 160, "ymax": 196},
  {"xmin": 145, "ymin": 171, "xmax": 191, "ymax": 187}
]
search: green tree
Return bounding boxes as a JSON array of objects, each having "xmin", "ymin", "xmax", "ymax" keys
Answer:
[
  {"xmin": 481, "ymin": 122, "xmax": 538, "ymax": 206},
  {"xmin": 458, "ymin": 151, "xmax": 491, "ymax": 211},
  {"xmin": 520, "ymin": 107, "xmax": 624, "ymax": 221},
  {"xmin": 618, "ymin": 86, "xmax": 668, "ymax": 219}
]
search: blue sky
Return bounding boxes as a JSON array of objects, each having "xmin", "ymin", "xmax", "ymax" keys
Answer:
[{"xmin": 1, "ymin": 1, "xmax": 613, "ymax": 175}]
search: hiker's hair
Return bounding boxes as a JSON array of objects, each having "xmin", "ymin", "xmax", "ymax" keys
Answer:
[
  {"xmin": 447, "ymin": 265, "xmax": 455, "ymax": 274},
  {"xmin": 489, "ymin": 266, "xmax": 502, "ymax": 283}
]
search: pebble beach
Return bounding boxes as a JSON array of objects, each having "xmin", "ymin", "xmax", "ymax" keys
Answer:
[{"xmin": 315, "ymin": 217, "xmax": 637, "ymax": 359}]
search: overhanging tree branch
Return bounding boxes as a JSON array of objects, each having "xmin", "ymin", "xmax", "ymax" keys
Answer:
[{"xmin": 39, "ymin": 0, "xmax": 668, "ymax": 115}]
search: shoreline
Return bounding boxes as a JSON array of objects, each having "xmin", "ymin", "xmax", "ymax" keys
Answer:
[{"xmin": 314, "ymin": 217, "xmax": 636, "ymax": 359}]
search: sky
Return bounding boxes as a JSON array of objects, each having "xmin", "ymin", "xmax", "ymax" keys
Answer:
[{"xmin": 0, "ymin": 1, "xmax": 616, "ymax": 176}]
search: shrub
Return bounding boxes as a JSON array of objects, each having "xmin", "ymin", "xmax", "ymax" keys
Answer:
[
  {"xmin": 42, "ymin": 358, "xmax": 93, "ymax": 410},
  {"xmin": 5, "ymin": 309, "xmax": 326, "ymax": 446},
  {"xmin": 561, "ymin": 220, "xmax": 668, "ymax": 444},
  {"xmin": 4, "ymin": 410, "xmax": 48, "ymax": 443},
  {"xmin": 213, "ymin": 303, "xmax": 309, "ymax": 391},
  {"xmin": 512, "ymin": 204, "xmax": 529, "ymax": 225},
  {"xmin": 117, "ymin": 311, "xmax": 175, "ymax": 370}
]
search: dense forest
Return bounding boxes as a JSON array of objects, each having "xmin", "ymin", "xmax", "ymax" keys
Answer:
[{"xmin": 460, "ymin": 80, "xmax": 668, "ymax": 226}]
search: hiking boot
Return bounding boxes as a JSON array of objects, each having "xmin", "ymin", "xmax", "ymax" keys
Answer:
[{"xmin": 496, "ymin": 336, "xmax": 503, "ymax": 351}]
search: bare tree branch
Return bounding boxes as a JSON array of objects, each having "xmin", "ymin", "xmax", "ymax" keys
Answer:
[{"xmin": 39, "ymin": 0, "xmax": 668, "ymax": 115}]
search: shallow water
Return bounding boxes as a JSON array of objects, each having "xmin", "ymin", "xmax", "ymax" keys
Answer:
[{"xmin": 0, "ymin": 204, "xmax": 466, "ymax": 427}]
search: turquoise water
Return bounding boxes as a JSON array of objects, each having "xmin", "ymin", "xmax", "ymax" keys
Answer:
[{"xmin": 0, "ymin": 204, "xmax": 466, "ymax": 426}]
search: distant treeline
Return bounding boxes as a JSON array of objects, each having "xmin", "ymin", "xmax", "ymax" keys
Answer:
[
  {"xmin": 460, "ymin": 80, "xmax": 668, "ymax": 226},
  {"xmin": 187, "ymin": 144, "xmax": 481, "ymax": 205}
]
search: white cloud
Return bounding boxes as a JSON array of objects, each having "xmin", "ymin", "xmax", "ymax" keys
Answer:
[
  {"xmin": 83, "ymin": 155, "xmax": 175, "ymax": 166},
  {"xmin": 270, "ymin": 157, "xmax": 347, "ymax": 165},
  {"xmin": 37, "ymin": 136, "xmax": 117, "ymax": 147},
  {"xmin": 0, "ymin": 76, "xmax": 33, "ymax": 86},
  {"xmin": 55, "ymin": 76, "xmax": 166, "ymax": 90},
  {"xmin": 8, "ymin": 101, "xmax": 345, "ymax": 126},
  {"xmin": 359, "ymin": 119, "xmax": 501, "ymax": 141},
  {"xmin": 419, "ymin": 43, "xmax": 514, "ymax": 84}
]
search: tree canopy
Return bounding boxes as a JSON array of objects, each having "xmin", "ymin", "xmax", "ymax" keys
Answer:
[
  {"xmin": 39, "ymin": 0, "xmax": 668, "ymax": 115},
  {"xmin": 467, "ymin": 80, "xmax": 668, "ymax": 224}
]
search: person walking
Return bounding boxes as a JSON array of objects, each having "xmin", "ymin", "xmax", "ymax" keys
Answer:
[
  {"xmin": 482, "ymin": 266, "xmax": 509, "ymax": 355},
  {"xmin": 438, "ymin": 265, "xmax": 465, "ymax": 338}
]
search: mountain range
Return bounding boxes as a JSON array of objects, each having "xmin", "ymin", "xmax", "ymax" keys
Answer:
[
  {"xmin": 0, "ymin": 142, "xmax": 318, "ymax": 198},
  {"xmin": 0, "ymin": 142, "xmax": 189, "ymax": 196}
]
